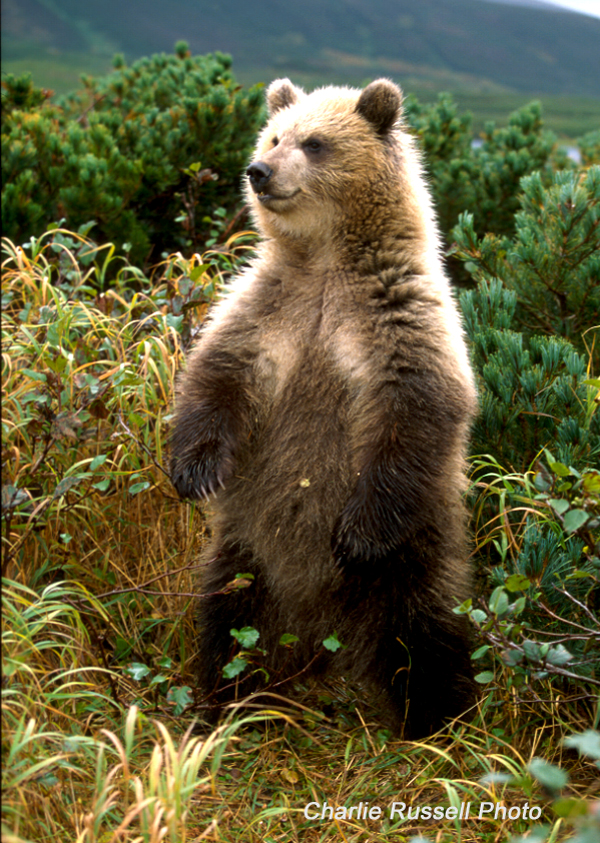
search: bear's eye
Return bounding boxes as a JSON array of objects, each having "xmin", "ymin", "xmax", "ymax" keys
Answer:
[
  {"xmin": 272, "ymin": 136, "xmax": 279, "ymax": 147},
  {"xmin": 302, "ymin": 138, "xmax": 325, "ymax": 155}
]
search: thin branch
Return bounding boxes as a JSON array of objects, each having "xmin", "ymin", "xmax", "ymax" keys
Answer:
[
  {"xmin": 94, "ymin": 557, "xmax": 217, "ymax": 600},
  {"xmin": 117, "ymin": 412, "xmax": 172, "ymax": 480},
  {"xmin": 552, "ymin": 586, "xmax": 600, "ymax": 626},
  {"xmin": 535, "ymin": 597, "xmax": 600, "ymax": 635}
]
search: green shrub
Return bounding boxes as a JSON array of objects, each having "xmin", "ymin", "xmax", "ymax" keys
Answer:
[
  {"xmin": 0, "ymin": 222, "xmax": 255, "ymax": 592},
  {"xmin": 459, "ymin": 279, "xmax": 599, "ymax": 472},
  {"xmin": 1, "ymin": 47, "xmax": 264, "ymax": 266},
  {"xmin": 454, "ymin": 167, "xmax": 599, "ymax": 727},
  {"xmin": 578, "ymin": 128, "xmax": 600, "ymax": 167},
  {"xmin": 405, "ymin": 94, "xmax": 570, "ymax": 285},
  {"xmin": 455, "ymin": 166, "xmax": 600, "ymax": 345}
]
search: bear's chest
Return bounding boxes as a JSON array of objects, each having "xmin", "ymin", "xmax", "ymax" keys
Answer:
[{"xmin": 253, "ymin": 277, "xmax": 373, "ymax": 399}]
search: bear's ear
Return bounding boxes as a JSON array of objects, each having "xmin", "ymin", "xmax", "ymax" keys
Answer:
[
  {"xmin": 267, "ymin": 78, "xmax": 304, "ymax": 115},
  {"xmin": 356, "ymin": 79, "xmax": 403, "ymax": 135}
]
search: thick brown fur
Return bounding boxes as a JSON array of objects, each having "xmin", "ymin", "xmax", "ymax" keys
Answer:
[{"xmin": 171, "ymin": 78, "xmax": 478, "ymax": 738}]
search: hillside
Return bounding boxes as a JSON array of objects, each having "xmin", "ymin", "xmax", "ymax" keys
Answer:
[
  {"xmin": 2, "ymin": 0, "xmax": 600, "ymax": 138},
  {"xmin": 4, "ymin": 0, "xmax": 600, "ymax": 95}
]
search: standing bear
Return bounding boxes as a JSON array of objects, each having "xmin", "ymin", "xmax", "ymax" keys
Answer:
[{"xmin": 171, "ymin": 78, "xmax": 478, "ymax": 738}]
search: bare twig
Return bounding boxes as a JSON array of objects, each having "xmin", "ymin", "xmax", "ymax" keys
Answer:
[{"xmin": 117, "ymin": 412, "xmax": 172, "ymax": 480}]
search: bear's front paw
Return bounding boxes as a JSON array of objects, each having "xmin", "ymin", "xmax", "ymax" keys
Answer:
[
  {"xmin": 170, "ymin": 442, "xmax": 234, "ymax": 501},
  {"xmin": 331, "ymin": 489, "xmax": 410, "ymax": 570},
  {"xmin": 331, "ymin": 498, "xmax": 383, "ymax": 570}
]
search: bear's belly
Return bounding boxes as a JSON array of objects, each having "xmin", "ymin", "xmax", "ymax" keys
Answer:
[{"xmin": 218, "ymin": 354, "xmax": 355, "ymax": 586}]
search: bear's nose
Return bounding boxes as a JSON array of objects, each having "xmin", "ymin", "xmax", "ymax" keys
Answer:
[{"xmin": 246, "ymin": 161, "xmax": 273, "ymax": 193}]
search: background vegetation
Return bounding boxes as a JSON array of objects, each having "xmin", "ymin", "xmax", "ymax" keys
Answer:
[
  {"xmin": 2, "ymin": 47, "xmax": 599, "ymax": 843},
  {"xmin": 1, "ymin": 47, "xmax": 265, "ymax": 266}
]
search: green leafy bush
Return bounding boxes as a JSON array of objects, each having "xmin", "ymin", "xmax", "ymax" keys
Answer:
[
  {"xmin": 459, "ymin": 278, "xmax": 599, "ymax": 471},
  {"xmin": 458, "ymin": 453, "xmax": 599, "ymax": 698},
  {"xmin": 1, "ymin": 222, "xmax": 255, "ymax": 586},
  {"xmin": 1, "ymin": 47, "xmax": 264, "ymax": 265},
  {"xmin": 454, "ymin": 168, "xmax": 599, "ymax": 726},
  {"xmin": 455, "ymin": 166, "xmax": 600, "ymax": 345},
  {"xmin": 405, "ymin": 94, "xmax": 574, "ymax": 285}
]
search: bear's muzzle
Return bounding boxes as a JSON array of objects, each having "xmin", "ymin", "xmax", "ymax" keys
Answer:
[{"xmin": 247, "ymin": 161, "xmax": 274, "ymax": 194}]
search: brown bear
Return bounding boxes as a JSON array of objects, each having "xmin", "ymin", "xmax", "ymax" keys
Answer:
[{"xmin": 170, "ymin": 78, "xmax": 478, "ymax": 738}]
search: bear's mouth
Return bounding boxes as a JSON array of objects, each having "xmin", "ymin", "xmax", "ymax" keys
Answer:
[{"xmin": 257, "ymin": 189, "xmax": 300, "ymax": 205}]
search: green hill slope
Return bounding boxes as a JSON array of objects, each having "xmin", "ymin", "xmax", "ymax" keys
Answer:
[
  {"xmin": 4, "ymin": 0, "xmax": 600, "ymax": 95},
  {"xmin": 2, "ymin": 0, "xmax": 599, "ymax": 136}
]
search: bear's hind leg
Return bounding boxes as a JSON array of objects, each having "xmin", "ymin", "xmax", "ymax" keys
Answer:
[
  {"xmin": 390, "ymin": 613, "xmax": 475, "ymax": 738},
  {"xmin": 341, "ymin": 553, "xmax": 476, "ymax": 739},
  {"xmin": 373, "ymin": 592, "xmax": 476, "ymax": 739}
]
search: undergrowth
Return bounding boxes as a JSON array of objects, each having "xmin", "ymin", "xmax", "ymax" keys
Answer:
[{"xmin": 2, "ymin": 225, "xmax": 599, "ymax": 843}]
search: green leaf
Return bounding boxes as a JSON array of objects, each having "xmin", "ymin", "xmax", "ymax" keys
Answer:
[
  {"xmin": 563, "ymin": 730, "xmax": 600, "ymax": 762},
  {"xmin": 189, "ymin": 264, "xmax": 209, "ymax": 282},
  {"xmin": 22, "ymin": 369, "xmax": 47, "ymax": 381},
  {"xmin": 223, "ymin": 656, "xmax": 248, "ymax": 678},
  {"xmin": 53, "ymin": 476, "xmax": 84, "ymax": 498},
  {"xmin": 523, "ymin": 640, "xmax": 541, "ymax": 662},
  {"xmin": 126, "ymin": 663, "xmax": 151, "ymax": 681},
  {"xmin": 505, "ymin": 574, "xmax": 531, "ymax": 592},
  {"xmin": 501, "ymin": 649, "xmax": 524, "ymax": 666},
  {"xmin": 279, "ymin": 634, "xmax": 299, "ymax": 646},
  {"xmin": 166, "ymin": 685, "xmax": 193, "ymax": 715},
  {"xmin": 230, "ymin": 627, "xmax": 260, "ymax": 648},
  {"xmin": 512, "ymin": 596, "xmax": 527, "ymax": 615},
  {"xmin": 178, "ymin": 276, "xmax": 192, "ymax": 297},
  {"xmin": 129, "ymin": 481, "xmax": 150, "ymax": 496},
  {"xmin": 545, "ymin": 644, "xmax": 573, "ymax": 666},
  {"xmin": 323, "ymin": 632, "xmax": 344, "ymax": 652},
  {"xmin": 471, "ymin": 645, "xmax": 491, "ymax": 660},
  {"xmin": 46, "ymin": 323, "xmax": 61, "ymax": 348},
  {"xmin": 582, "ymin": 472, "xmax": 600, "ymax": 495},
  {"xmin": 563, "ymin": 509, "xmax": 589, "ymax": 533},
  {"xmin": 474, "ymin": 671, "xmax": 495, "ymax": 684},
  {"xmin": 90, "ymin": 454, "xmax": 107, "ymax": 470},
  {"xmin": 489, "ymin": 586, "xmax": 509, "ymax": 616},
  {"xmin": 534, "ymin": 472, "xmax": 551, "ymax": 493},
  {"xmin": 166, "ymin": 314, "xmax": 184, "ymax": 332},
  {"xmin": 452, "ymin": 598, "xmax": 472, "ymax": 614},
  {"xmin": 548, "ymin": 498, "xmax": 570, "ymax": 515},
  {"xmin": 547, "ymin": 459, "xmax": 572, "ymax": 478},
  {"xmin": 471, "ymin": 609, "xmax": 488, "ymax": 623},
  {"xmin": 77, "ymin": 220, "xmax": 96, "ymax": 236},
  {"xmin": 527, "ymin": 758, "xmax": 568, "ymax": 792},
  {"xmin": 552, "ymin": 798, "xmax": 589, "ymax": 819}
]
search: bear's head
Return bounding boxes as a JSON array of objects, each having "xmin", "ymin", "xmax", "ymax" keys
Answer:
[{"xmin": 245, "ymin": 78, "xmax": 412, "ymax": 246}]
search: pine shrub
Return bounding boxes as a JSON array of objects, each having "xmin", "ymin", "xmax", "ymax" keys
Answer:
[
  {"xmin": 455, "ymin": 167, "xmax": 599, "ymax": 714},
  {"xmin": 405, "ymin": 94, "xmax": 571, "ymax": 285},
  {"xmin": 455, "ymin": 166, "xmax": 600, "ymax": 346},
  {"xmin": 1, "ymin": 47, "xmax": 264, "ymax": 266}
]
